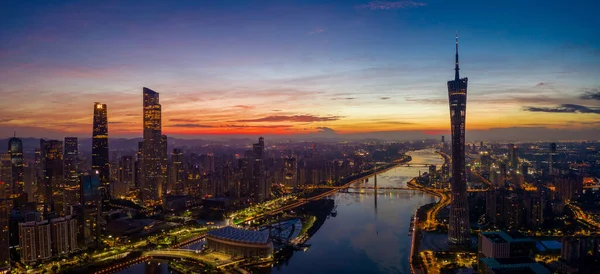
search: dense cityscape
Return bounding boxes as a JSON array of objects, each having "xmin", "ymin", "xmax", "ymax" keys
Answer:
[{"xmin": 2, "ymin": 1, "xmax": 600, "ymax": 274}]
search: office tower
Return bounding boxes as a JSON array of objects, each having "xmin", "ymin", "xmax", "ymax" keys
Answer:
[
  {"xmin": 79, "ymin": 171, "xmax": 101, "ymax": 247},
  {"xmin": 170, "ymin": 149, "xmax": 185, "ymax": 194},
  {"xmin": 160, "ymin": 135, "xmax": 168, "ymax": 195},
  {"xmin": 63, "ymin": 137, "xmax": 79, "ymax": 206},
  {"xmin": 549, "ymin": 143, "xmax": 557, "ymax": 175},
  {"xmin": 253, "ymin": 137, "xmax": 265, "ymax": 160},
  {"xmin": 135, "ymin": 141, "xmax": 143, "ymax": 188},
  {"xmin": 115, "ymin": 156, "xmax": 134, "ymax": 198},
  {"xmin": 0, "ymin": 154, "xmax": 11, "ymax": 196},
  {"xmin": 508, "ymin": 144, "xmax": 518, "ymax": 169},
  {"xmin": 251, "ymin": 137, "xmax": 269, "ymax": 202},
  {"xmin": 0, "ymin": 199, "xmax": 11, "ymax": 272},
  {"xmin": 40, "ymin": 139, "xmax": 63, "ymax": 215},
  {"xmin": 253, "ymin": 159, "xmax": 268, "ymax": 202},
  {"xmin": 447, "ymin": 35, "xmax": 470, "ymax": 245},
  {"xmin": 142, "ymin": 87, "xmax": 162, "ymax": 204},
  {"xmin": 33, "ymin": 149, "xmax": 42, "ymax": 203},
  {"xmin": 92, "ymin": 102, "xmax": 110, "ymax": 190},
  {"xmin": 8, "ymin": 135, "xmax": 24, "ymax": 195}
]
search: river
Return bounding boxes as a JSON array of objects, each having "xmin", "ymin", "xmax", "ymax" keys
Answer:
[{"xmin": 117, "ymin": 149, "xmax": 444, "ymax": 274}]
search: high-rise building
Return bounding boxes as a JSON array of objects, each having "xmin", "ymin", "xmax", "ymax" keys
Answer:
[
  {"xmin": 79, "ymin": 171, "xmax": 101, "ymax": 247},
  {"xmin": 63, "ymin": 137, "xmax": 79, "ymax": 206},
  {"xmin": 92, "ymin": 102, "xmax": 109, "ymax": 192},
  {"xmin": 142, "ymin": 87, "xmax": 162, "ymax": 204},
  {"xmin": 49, "ymin": 216, "xmax": 77, "ymax": 256},
  {"xmin": 19, "ymin": 220, "xmax": 51, "ymax": 264},
  {"xmin": 115, "ymin": 156, "xmax": 134, "ymax": 198},
  {"xmin": 170, "ymin": 149, "xmax": 185, "ymax": 195},
  {"xmin": 135, "ymin": 141, "xmax": 143, "ymax": 188},
  {"xmin": 0, "ymin": 154, "xmax": 11, "ymax": 197},
  {"xmin": 8, "ymin": 135, "xmax": 24, "ymax": 195},
  {"xmin": 249, "ymin": 137, "xmax": 269, "ymax": 202},
  {"xmin": 40, "ymin": 139, "xmax": 63, "ymax": 215},
  {"xmin": 0, "ymin": 199, "xmax": 11, "ymax": 272},
  {"xmin": 33, "ymin": 149, "xmax": 42, "ymax": 203},
  {"xmin": 283, "ymin": 157, "xmax": 298, "ymax": 188},
  {"xmin": 253, "ymin": 137, "xmax": 265, "ymax": 160},
  {"xmin": 549, "ymin": 143, "xmax": 557, "ymax": 175},
  {"xmin": 508, "ymin": 144, "xmax": 518, "ymax": 169},
  {"xmin": 160, "ymin": 134, "xmax": 168, "ymax": 195},
  {"xmin": 447, "ymin": 34, "xmax": 470, "ymax": 245}
]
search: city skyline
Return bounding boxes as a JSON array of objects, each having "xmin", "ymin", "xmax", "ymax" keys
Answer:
[{"xmin": 1, "ymin": 0, "xmax": 600, "ymax": 140}]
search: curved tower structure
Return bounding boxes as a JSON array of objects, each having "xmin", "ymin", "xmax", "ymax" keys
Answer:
[{"xmin": 447, "ymin": 34, "xmax": 470, "ymax": 245}]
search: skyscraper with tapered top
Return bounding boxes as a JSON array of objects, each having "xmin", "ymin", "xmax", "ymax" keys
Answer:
[
  {"xmin": 447, "ymin": 34, "xmax": 470, "ymax": 245},
  {"xmin": 92, "ymin": 102, "xmax": 109, "ymax": 189},
  {"xmin": 142, "ymin": 87, "xmax": 162, "ymax": 204}
]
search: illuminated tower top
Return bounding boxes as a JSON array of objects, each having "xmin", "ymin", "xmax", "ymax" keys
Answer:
[{"xmin": 455, "ymin": 33, "xmax": 460, "ymax": 81}]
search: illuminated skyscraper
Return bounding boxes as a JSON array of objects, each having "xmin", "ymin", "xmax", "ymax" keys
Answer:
[
  {"xmin": 447, "ymin": 35, "xmax": 470, "ymax": 245},
  {"xmin": 63, "ymin": 137, "xmax": 79, "ymax": 206},
  {"xmin": 40, "ymin": 139, "xmax": 63, "ymax": 215},
  {"xmin": 79, "ymin": 171, "xmax": 101, "ymax": 247},
  {"xmin": 170, "ymin": 148, "xmax": 185, "ymax": 194},
  {"xmin": 160, "ymin": 134, "xmax": 168, "ymax": 196},
  {"xmin": 92, "ymin": 102, "xmax": 109, "ymax": 188},
  {"xmin": 142, "ymin": 87, "xmax": 162, "ymax": 203},
  {"xmin": 0, "ymin": 154, "xmax": 11, "ymax": 196},
  {"xmin": 508, "ymin": 144, "xmax": 518, "ymax": 169},
  {"xmin": 0, "ymin": 199, "xmax": 11, "ymax": 272},
  {"xmin": 115, "ymin": 156, "xmax": 134, "ymax": 198},
  {"xmin": 8, "ymin": 135, "xmax": 24, "ymax": 195}
]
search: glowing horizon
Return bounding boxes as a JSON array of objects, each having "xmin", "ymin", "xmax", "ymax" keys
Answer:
[{"xmin": 1, "ymin": 1, "xmax": 599, "ymax": 139}]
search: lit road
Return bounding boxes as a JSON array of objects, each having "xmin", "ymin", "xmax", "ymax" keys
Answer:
[{"xmin": 567, "ymin": 203, "xmax": 600, "ymax": 230}]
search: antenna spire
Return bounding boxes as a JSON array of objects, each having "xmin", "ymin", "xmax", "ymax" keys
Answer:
[{"xmin": 455, "ymin": 32, "xmax": 460, "ymax": 81}]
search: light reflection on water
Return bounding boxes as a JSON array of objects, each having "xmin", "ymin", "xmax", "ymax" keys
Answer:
[{"xmin": 118, "ymin": 149, "xmax": 443, "ymax": 274}]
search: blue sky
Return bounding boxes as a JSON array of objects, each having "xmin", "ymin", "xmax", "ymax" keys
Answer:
[{"xmin": 0, "ymin": 0, "xmax": 599, "ymax": 139}]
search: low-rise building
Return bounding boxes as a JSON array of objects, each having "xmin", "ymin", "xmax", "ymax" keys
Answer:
[{"xmin": 206, "ymin": 226, "xmax": 273, "ymax": 258}]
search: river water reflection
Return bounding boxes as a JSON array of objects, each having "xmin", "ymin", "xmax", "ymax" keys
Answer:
[{"xmin": 118, "ymin": 149, "xmax": 443, "ymax": 274}]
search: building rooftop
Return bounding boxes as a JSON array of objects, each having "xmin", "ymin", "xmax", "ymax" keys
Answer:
[
  {"xmin": 481, "ymin": 231, "xmax": 534, "ymax": 244},
  {"xmin": 540, "ymin": 240, "xmax": 561, "ymax": 250},
  {"xmin": 208, "ymin": 226, "xmax": 270, "ymax": 245},
  {"xmin": 480, "ymin": 257, "xmax": 550, "ymax": 274}
]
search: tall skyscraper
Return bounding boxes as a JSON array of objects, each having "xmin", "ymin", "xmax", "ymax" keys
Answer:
[
  {"xmin": 0, "ymin": 199, "xmax": 11, "ymax": 272},
  {"xmin": 0, "ymin": 154, "xmax": 11, "ymax": 196},
  {"xmin": 79, "ymin": 171, "xmax": 101, "ymax": 247},
  {"xmin": 447, "ymin": 35, "xmax": 470, "ymax": 245},
  {"xmin": 142, "ymin": 87, "xmax": 162, "ymax": 203},
  {"xmin": 170, "ymin": 148, "xmax": 185, "ymax": 195},
  {"xmin": 8, "ymin": 135, "xmax": 24, "ymax": 195},
  {"xmin": 160, "ymin": 134, "xmax": 168, "ymax": 196},
  {"xmin": 40, "ymin": 139, "xmax": 63, "ymax": 215},
  {"xmin": 508, "ymin": 144, "xmax": 518, "ymax": 169},
  {"xmin": 250, "ymin": 137, "xmax": 269, "ymax": 202},
  {"xmin": 115, "ymin": 156, "xmax": 134, "ymax": 198},
  {"xmin": 92, "ymin": 103, "xmax": 109, "ymax": 187},
  {"xmin": 63, "ymin": 137, "xmax": 79, "ymax": 206}
]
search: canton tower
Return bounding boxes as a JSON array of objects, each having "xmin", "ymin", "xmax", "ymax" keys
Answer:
[{"xmin": 447, "ymin": 34, "xmax": 470, "ymax": 245}]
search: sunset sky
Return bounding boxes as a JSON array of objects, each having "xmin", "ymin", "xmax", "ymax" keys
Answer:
[{"xmin": 1, "ymin": 0, "xmax": 599, "ymax": 139}]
